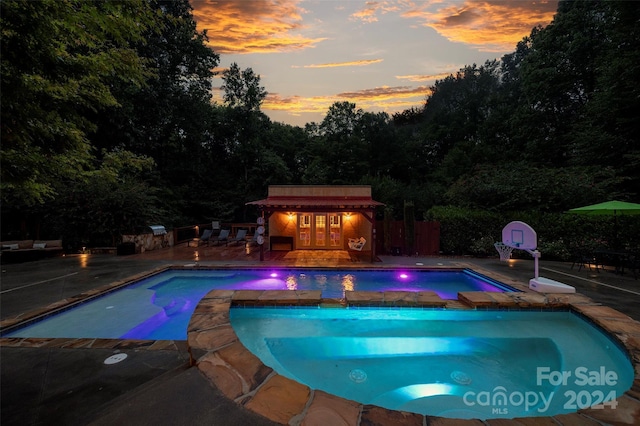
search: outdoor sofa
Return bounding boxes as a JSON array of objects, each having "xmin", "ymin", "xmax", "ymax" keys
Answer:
[{"xmin": 1, "ymin": 239, "xmax": 64, "ymax": 263}]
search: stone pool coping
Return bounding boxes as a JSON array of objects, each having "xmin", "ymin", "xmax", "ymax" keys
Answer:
[{"xmin": 188, "ymin": 289, "xmax": 640, "ymax": 425}]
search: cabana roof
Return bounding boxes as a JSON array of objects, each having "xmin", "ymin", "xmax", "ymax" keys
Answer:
[
  {"xmin": 246, "ymin": 185, "xmax": 384, "ymax": 214},
  {"xmin": 246, "ymin": 195, "xmax": 384, "ymax": 211}
]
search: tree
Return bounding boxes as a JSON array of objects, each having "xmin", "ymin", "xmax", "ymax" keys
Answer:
[
  {"xmin": 418, "ymin": 61, "xmax": 502, "ymax": 186},
  {"xmin": 424, "ymin": 63, "xmax": 500, "ymax": 157},
  {"xmin": 43, "ymin": 150, "xmax": 162, "ymax": 249},
  {"xmin": 86, "ymin": 0, "xmax": 221, "ymax": 224},
  {"xmin": 357, "ymin": 111, "xmax": 393, "ymax": 178},
  {"xmin": 263, "ymin": 122, "xmax": 309, "ymax": 183},
  {"xmin": 308, "ymin": 101, "xmax": 368, "ymax": 184},
  {"xmin": 566, "ymin": 1, "xmax": 640, "ymax": 197},
  {"xmin": 444, "ymin": 163, "xmax": 622, "ymax": 212},
  {"xmin": 221, "ymin": 63, "xmax": 268, "ymax": 112},
  {"xmin": 91, "ymin": 0, "xmax": 219, "ymax": 171},
  {"xmin": 513, "ymin": 0, "xmax": 611, "ymax": 166},
  {"xmin": 1, "ymin": 0, "xmax": 157, "ymax": 206},
  {"xmin": 217, "ymin": 64, "xmax": 272, "ymax": 219}
]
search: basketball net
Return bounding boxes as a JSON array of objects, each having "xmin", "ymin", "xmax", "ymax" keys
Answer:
[{"xmin": 494, "ymin": 242, "xmax": 514, "ymax": 262}]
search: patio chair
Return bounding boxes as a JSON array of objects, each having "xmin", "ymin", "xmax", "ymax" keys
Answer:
[
  {"xmin": 570, "ymin": 249, "xmax": 595, "ymax": 272},
  {"xmin": 189, "ymin": 229, "xmax": 212, "ymax": 247},
  {"xmin": 622, "ymin": 251, "xmax": 639, "ymax": 280},
  {"xmin": 228, "ymin": 229, "xmax": 248, "ymax": 246},
  {"xmin": 187, "ymin": 229, "xmax": 213, "ymax": 247},
  {"xmin": 211, "ymin": 221, "xmax": 221, "ymax": 237},
  {"xmin": 209, "ymin": 229, "xmax": 230, "ymax": 246},
  {"xmin": 348, "ymin": 237, "xmax": 366, "ymax": 251}
]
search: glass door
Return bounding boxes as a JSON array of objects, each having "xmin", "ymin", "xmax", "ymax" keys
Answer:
[
  {"xmin": 299, "ymin": 214, "xmax": 311, "ymax": 247},
  {"xmin": 315, "ymin": 215, "xmax": 326, "ymax": 247},
  {"xmin": 329, "ymin": 214, "xmax": 341, "ymax": 247},
  {"xmin": 297, "ymin": 213, "xmax": 342, "ymax": 249}
]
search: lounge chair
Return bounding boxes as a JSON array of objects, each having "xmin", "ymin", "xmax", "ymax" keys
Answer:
[
  {"xmin": 348, "ymin": 237, "xmax": 366, "ymax": 251},
  {"xmin": 228, "ymin": 229, "xmax": 248, "ymax": 246},
  {"xmin": 187, "ymin": 229, "xmax": 213, "ymax": 247},
  {"xmin": 209, "ymin": 229, "xmax": 230, "ymax": 246},
  {"xmin": 197, "ymin": 229, "xmax": 213, "ymax": 245}
]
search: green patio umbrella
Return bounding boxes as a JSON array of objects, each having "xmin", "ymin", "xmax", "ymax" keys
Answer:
[
  {"xmin": 567, "ymin": 200, "xmax": 640, "ymax": 249},
  {"xmin": 567, "ymin": 200, "xmax": 640, "ymax": 216}
]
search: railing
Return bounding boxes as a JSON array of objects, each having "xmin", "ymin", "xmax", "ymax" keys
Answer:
[{"xmin": 174, "ymin": 226, "xmax": 199, "ymax": 245}]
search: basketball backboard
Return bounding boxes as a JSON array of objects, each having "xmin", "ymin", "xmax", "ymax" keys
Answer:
[{"xmin": 501, "ymin": 221, "xmax": 537, "ymax": 250}]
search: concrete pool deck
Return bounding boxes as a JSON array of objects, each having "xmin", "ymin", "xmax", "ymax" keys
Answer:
[{"xmin": 1, "ymin": 244, "xmax": 639, "ymax": 425}]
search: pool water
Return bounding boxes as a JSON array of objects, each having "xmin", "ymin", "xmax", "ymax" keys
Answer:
[
  {"xmin": 230, "ymin": 307, "xmax": 634, "ymax": 420},
  {"xmin": 3, "ymin": 268, "xmax": 515, "ymax": 340}
]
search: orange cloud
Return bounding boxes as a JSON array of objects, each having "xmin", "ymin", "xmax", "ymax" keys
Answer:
[
  {"xmin": 293, "ymin": 59, "xmax": 384, "ymax": 69},
  {"xmin": 190, "ymin": 0, "xmax": 326, "ymax": 54},
  {"xmin": 211, "ymin": 67, "xmax": 227, "ymax": 76},
  {"xmin": 402, "ymin": 0, "xmax": 558, "ymax": 51},
  {"xmin": 337, "ymin": 85, "xmax": 430, "ymax": 101},
  {"xmin": 350, "ymin": 1, "xmax": 400, "ymax": 23},
  {"xmin": 262, "ymin": 86, "xmax": 431, "ymax": 116},
  {"xmin": 192, "ymin": 1, "xmax": 557, "ymax": 56},
  {"xmin": 396, "ymin": 72, "xmax": 454, "ymax": 82}
]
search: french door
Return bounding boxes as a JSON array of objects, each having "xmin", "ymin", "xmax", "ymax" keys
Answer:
[{"xmin": 298, "ymin": 213, "xmax": 342, "ymax": 248}]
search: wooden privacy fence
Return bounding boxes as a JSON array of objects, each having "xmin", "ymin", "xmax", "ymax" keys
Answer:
[{"xmin": 375, "ymin": 221, "xmax": 440, "ymax": 256}]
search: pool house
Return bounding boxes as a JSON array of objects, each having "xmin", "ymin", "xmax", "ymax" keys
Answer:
[{"xmin": 246, "ymin": 185, "xmax": 384, "ymax": 261}]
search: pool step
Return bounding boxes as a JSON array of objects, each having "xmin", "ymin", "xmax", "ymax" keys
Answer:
[{"xmin": 162, "ymin": 297, "xmax": 190, "ymax": 316}]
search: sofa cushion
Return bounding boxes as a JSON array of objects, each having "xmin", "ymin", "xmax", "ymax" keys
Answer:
[
  {"xmin": 33, "ymin": 242, "xmax": 47, "ymax": 249},
  {"xmin": 35, "ymin": 240, "xmax": 62, "ymax": 248},
  {"xmin": 18, "ymin": 240, "xmax": 34, "ymax": 249},
  {"xmin": 2, "ymin": 244, "xmax": 19, "ymax": 250}
]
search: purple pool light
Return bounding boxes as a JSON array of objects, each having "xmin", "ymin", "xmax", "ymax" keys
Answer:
[
  {"xmin": 270, "ymin": 272, "xmax": 278, "ymax": 278},
  {"xmin": 399, "ymin": 273, "xmax": 409, "ymax": 279}
]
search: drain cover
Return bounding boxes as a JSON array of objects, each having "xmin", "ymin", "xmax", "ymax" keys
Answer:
[
  {"xmin": 104, "ymin": 353, "xmax": 128, "ymax": 365},
  {"xmin": 349, "ymin": 369, "xmax": 367, "ymax": 383},
  {"xmin": 451, "ymin": 370, "xmax": 472, "ymax": 385}
]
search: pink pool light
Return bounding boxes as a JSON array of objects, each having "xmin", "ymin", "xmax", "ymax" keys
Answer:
[
  {"xmin": 270, "ymin": 272, "xmax": 278, "ymax": 278},
  {"xmin": 399, "ymin": 273, "xmax": 409, "ymax": 279}
]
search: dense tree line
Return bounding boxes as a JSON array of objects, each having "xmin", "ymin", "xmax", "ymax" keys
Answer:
[{"xmin": 1, "ymin": 0, "xmax": 638, "ymax": 250}]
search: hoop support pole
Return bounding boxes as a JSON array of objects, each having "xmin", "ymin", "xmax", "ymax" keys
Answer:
[{"xmin": 525, "ymin": 249, "xmax": 541, "ymax": 279}]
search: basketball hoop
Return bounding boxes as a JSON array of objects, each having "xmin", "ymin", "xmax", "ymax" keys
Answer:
[{"xmin": 494, "ymin": 242, "xmax": 513, "ymax": 261}]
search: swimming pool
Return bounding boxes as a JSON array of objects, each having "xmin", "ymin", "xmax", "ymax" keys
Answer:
[
  {"xmin": 1, "ymin": 268, "xmax": 516, "ymax": 340},
  {"xmin": 230, "ymin": 307, "xmax": 634, "ymax": 420}
]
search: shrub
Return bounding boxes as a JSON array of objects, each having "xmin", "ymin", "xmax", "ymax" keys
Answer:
[
  {"xmin": 426, "ymin": 206, "xmax": 502, "ymax": 255},
  {"xmin": 425, "ymin": 206, "xmax": 640, "ymax": 258}
]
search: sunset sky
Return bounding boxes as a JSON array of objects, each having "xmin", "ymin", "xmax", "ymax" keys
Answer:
[{"xmin": 190, "ymin": 0, "xmax": 558, "ymax": 127}]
